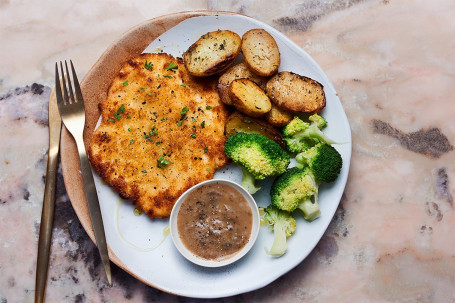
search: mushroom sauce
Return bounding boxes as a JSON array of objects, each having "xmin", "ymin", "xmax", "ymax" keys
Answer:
[{"xmin": 177, "ymin": 182, "xmax": 253, "ymax": 261}]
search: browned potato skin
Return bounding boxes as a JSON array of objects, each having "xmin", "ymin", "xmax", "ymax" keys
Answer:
[
  {"xmin": 225, "ymin": 111, "xmax": 285, "ymax": 149},
  {"xmin": 265, "ymin": 103, "xmax": 293, "ymax": 127},
  {"xmin": 183, "ymin": 30, "xmax": 241, "ymax": 77},
  {"xmin": 229, "ymin": 78, "xmax": 272, "ymax": 117},
  {"xmin": 218, "ymin": 63, "xmax": 268, "ymax": 106},
  {"xmin": 241, "ymin": 29, "xmax": 280, "ymax": 77},
  {"xmin": 266, "ymin": 71, "xmax": 326, "ymax": 113}
]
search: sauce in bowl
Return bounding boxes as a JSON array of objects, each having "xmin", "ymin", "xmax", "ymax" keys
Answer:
[
  {"xmin": 170, "ymin": 179, "xmax": 259, "ymax": 267},
  {"xmin": 177, "ymin": 182, "xmax": 252, "ymax": 260}
]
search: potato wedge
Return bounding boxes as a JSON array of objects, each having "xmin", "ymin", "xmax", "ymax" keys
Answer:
[
  {"xmin": 265, "ymin": 103, "xmax": 293, "ymax": 127},
  {"xmin": 229, "ymin": 78, "xmax": 272, "ymax": 117},
  {"xmin": 183, "ymin": 30, "xmax": 241, "ymax": 77},
  {"xmin": 218, "ymin": 62, "xmax": 268, "ymax": 106},
  {"xmin": 266, "ymin": 71, "xmax": 326, "ymax": 113},
  {"xmin": 225, "ymin": 111, "xmax": 285, "ymax": 149},
  {"xmin": 241, "ymin": 29, "xmax": 280, "ymax": 77}
]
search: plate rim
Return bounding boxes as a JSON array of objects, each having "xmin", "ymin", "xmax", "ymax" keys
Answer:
[{"xmin": 60, "ymin": 10, "xmax": 352, "ymax": 297}]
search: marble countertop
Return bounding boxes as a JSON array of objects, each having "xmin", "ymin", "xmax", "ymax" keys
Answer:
[{"xmin": 1, "ymin": 0, "xmax": 454, "ymax": 302}]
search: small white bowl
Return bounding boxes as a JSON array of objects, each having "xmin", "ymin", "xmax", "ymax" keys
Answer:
[{"xmin": 169, "ymin": 179, "xmax": 260, "ymax": 267}]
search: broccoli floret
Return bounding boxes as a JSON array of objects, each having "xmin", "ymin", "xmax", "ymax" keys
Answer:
[
  {"xmin": 282, "ymin": 115, "xmax": 336, "ymax": 153},
  {"xmin": 309, "ymin": 113, "xmax": 327, "ymax": 129},
  {"xmin": 225, "ymin": 132, "xmax": 290, "ymax": 194},
  {"xmin": 296, "ymin": 143, "xmax": 342, "ymax": 183},
  {"xmin": 264, "ymin": 205, "xmax": 296, "ymax": 257},
  {"xmin": 282, "ymin": 116, "xmax": 309, "ymax": 137},
  {"xmin": 270, "ymin": 167, "xmax": 321, "ymax": 221}
]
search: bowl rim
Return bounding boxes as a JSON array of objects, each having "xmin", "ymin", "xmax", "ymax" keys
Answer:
[{"xmin": 169, "ymin": 179, "xmax": 261, "ymax": 267}]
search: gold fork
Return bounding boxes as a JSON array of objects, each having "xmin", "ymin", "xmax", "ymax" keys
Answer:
[{"xmin": 55, "ymin": 60, "xmax": 112, "ymax": 286}]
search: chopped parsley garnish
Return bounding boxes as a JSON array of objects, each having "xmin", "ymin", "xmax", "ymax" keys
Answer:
[
  {"xmin": 190, "ymin": 133, "xmax": 196, "ymax": 139},
  {"xmin": 180, "ymin": 106, "xmax": 189, "ymax": 119},
  {"xmin": 206, "ymin": 105, "xmax": 212, "ymax": 110},
  {"xmin": 114, "ymin": 104, "xmax": 125, "ymax": 120},
  {"xmin": 161, "ymin": 118, "xmax": 167, "ymax": 122},
  {"xmin": 149, "ymin": 125, "xmax": 158, "ymax": 136},
  {"xmin": 206, "ymin": 168, "xmax": 210, "ymax": 171},
  {"xmin": 140, "ymin": 87, "xmax": 145, "ymax": 91},
  {"xmin": 163, "ymin": 75, "xmax": 173, "ymax": 79},
  {"xmin": 157, "ymin": 155, "xmax": 171, "ymax": 169},
  {"xmin": 204, "ymin": 147, "xmax": 208, "ymax": 153},
  {"xmin": 157, "ymin": 84, "xmax": 161, "ymax": 89},
  {"xmin": 130, "ymin": 139, "xmax": 134, "ymax": 144},
  {"xmin": 181, "ymin": 82, "xmax": 186, "ymax": 87},
  {"xmin": 156, "ymin": 141, "xmax": 161, "ymax": 146},
  {"xmin": 200, "ymin": 121, "xmax": 205, "ymax": 128},
  {"xmin": 127, "ymin": 116, "xmax": 132, "ymax": 119},
  {"xmin": 128, "ymin": 128, "xmax": 132, "ymax": 132},
  {"xmin": 141, "ymin": 169, "xmax": 147, "ymax": 173},
  {"xmin": 123, "ymin": 80, "xmax": 129, "ymax": 87},
  {"xmin": 192, "ymin": 118, "xmax": 197, "ymax": 122},
  {"xmin": 144, "ymin": 61, "xmax": 153, "ymax": 70},
  {"xmin": 144, "ymin": 126, "xmax": 157, "ymax": 141},
  {"xmin": 148, "ymin": 92, "xmax": 153, "ymax": 96},
  {"xmin": 109, "ymin": 119, "xmax": 115, "ymax": 123},
  {"xmin": 176, "ymin": 121, "xmax": 183, "ymax": 126},
  {"xmin": 166, "ymin": 62, "xmax": 178, "ymax": 70}
]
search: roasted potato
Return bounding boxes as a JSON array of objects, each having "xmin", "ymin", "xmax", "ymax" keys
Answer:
[
  {"xmin": 225, "ymin": 111, "xmax": 285, "ymax": 148},
  {"xmin": 266, "ymin": 71, "xmax": 326, "ymax": 113},
  {"xmin": 218, "ymin": 63, "xmax": 268, "ymax": 106},
  {"xmin": 183, "ymin": 30, "xmax": 241, "ymax": 77},
  {"xmin": 229, "ymin": 78, "xmax": 272, "ymax": 117},
  {"xmin": 265, "ymin": 103, "xmax": 293, "ymax": 127},
  {"xmin": 241, "ymin": 29, "xmax": 280, "ymax": 77}
]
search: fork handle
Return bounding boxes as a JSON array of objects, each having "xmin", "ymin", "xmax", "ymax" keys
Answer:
[
  {"xmin": 75, "ymin": 138, "xmax": 112, "ymax": 285},
  {"xmin": 35, "ymin": 143, "xmax": 59, "ymax": 303}
]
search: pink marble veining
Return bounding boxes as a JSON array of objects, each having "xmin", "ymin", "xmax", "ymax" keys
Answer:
[{"xmin": 0, "ymin": 0, "xmax": 454, "ymax": 302}]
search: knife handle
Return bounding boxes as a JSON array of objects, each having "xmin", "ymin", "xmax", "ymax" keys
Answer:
[
  {"xmin": 35, "ymin": 144, "xmax": 59, "ymax": 303},
  {"xmin": 75, "ymin": 137, "xmax": 112, "ymax": 286}
]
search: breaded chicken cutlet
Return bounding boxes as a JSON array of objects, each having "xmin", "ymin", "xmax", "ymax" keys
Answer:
[{"xmin": 89, "ymin": 53, "xmax": 229, "ymax": 218}]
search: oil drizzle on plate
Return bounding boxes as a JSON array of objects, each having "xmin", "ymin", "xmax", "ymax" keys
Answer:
[
  {"xmin": 133, "ymin": 207, "xmax": 143, "ymax": 216},
  {"xmin": 115, "ymin": 199, "xmax": 169, "ymax": 252},
  {"xmin": 258, "ymin": 207, "xmax": 269, "ymax": 227}
]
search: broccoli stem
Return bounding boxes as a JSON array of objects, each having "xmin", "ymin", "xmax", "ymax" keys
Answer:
[
  {"xmin": 240, "ymin": 165, "xmax": 261, "ymax": 194},
  {"xmin": 305, "ymin": 125, "xmax": 337, "ymax": 145},
  {"xmin": 295, "ymin": 162, "xmax": 304, "ymax": 169},
  {"xmin": 295, "ymin": 152, "xmax": 307, "ymax": 165},
  {"xmin": 298, "ymin": 198, "xmax": 321, "ymax": 222},
  {"xmin": 265, "ymin": 220, "xmax": 288, "ymax": 256}
]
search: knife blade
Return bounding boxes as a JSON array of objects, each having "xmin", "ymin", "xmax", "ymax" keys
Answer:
[{"xmin": 35, "ymin": 88, "xmax": 62, "ymax": 303}]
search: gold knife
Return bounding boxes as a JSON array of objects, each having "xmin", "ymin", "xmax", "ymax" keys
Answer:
[{"xmin": 35, "ymin": 88, "xmax": 61, "ymax": 303}]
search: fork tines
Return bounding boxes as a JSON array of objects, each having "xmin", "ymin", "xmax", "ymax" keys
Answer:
[{"xmin": 55, "ymin": 60, "xmax": 84, "ymax": 107}]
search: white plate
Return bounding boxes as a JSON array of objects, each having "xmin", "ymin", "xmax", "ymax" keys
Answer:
[{"xmin": 67, "ymin": 12, "xmax": 351, "ymax": 298}]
